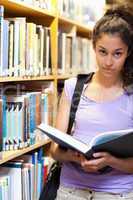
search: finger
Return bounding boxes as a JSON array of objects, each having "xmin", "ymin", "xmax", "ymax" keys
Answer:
[
  {"xmin": 82, "ymin": 165, "xmax": 99, "ymax": 172},
  {"xmin": 81, "ymin": 159, "xmax": 99, "ymax": 167},
  {"xmin": 93, "ymin": 152, "xmax": 109, "ymax": 158}
]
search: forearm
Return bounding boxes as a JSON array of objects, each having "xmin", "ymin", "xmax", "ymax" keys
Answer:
[
  {"xmin": 50, "ymin": 142, "xmax": 81, "ymax": 164},
  {"xmin": 51, "ymin": 144, "xmax": 71, "ymax": 162},
  {"xmin": 108, "ymin": 156, "xmax": 133, "ymax": 173}
]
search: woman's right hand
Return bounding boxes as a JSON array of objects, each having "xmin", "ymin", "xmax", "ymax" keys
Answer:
[{"xmin": 65, "ymin": 149, "xmax": 84, "ymax": 164}]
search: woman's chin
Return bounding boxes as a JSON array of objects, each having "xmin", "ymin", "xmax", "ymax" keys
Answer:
[{"xmin": 101, "ymin": 69, "xmax": 114, "ymax": 77}]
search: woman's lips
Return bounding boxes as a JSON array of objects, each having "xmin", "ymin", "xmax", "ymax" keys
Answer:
[
  {"xmin": 102, "ymin": 67, "xmax": 113, "ymax": 72},
  {"xmin": 102, "ymin": 67, "xmax": 115, "ymax": 75}
]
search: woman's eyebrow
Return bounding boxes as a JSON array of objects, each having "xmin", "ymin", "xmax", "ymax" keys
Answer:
[
  {"xmin": 98, "ymin": 45, "xmax": 124, "ymax": 51},
  {"xmin": 115, "ymin": 48, "xmax": 124, "ymax": 51},
  {"xmin": 98, "ymin": 45, "xmax": 106, "ymax": 49}
]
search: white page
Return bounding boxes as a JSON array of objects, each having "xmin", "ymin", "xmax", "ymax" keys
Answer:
[{"xmin": 38, "ymin": 123, "xmax": 90, "ymax": 154}]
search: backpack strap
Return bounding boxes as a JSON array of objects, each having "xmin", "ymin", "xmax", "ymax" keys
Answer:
[{"xmin": 67, "ymin": 72, "xmax": 94, "ymax": 134}]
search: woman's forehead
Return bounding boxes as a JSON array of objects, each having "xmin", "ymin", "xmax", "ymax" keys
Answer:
[{"xmin": 96, "ymin": 33, "xmax": 128, "ymax": 50}]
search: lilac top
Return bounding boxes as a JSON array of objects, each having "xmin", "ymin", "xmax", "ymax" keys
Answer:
[{"xmin": 60, "ymin": 77, "xmax": 133, "ymax": 194}]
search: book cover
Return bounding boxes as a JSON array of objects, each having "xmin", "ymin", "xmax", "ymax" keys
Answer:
[{"xmin": 37, "ymin": 123, "xmax": 133, "ymax": 159}]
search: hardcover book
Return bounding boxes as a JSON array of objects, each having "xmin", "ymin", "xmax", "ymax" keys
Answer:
[{"xmin": 38, "ymin": 123, "xmax": 133, "ymax": 159}]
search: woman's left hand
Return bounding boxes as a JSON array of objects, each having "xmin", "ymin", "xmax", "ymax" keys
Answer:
[
  {"xmin": 81, "ymin": 152, "xmax": 133, "ymax": 173},
  {"xmin": 80, "ymin": 152, "xmax": 114, "ymax": 172}
]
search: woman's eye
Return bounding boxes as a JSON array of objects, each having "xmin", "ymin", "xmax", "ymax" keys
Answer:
[
  {"xmin": 114, "ymin": 52, "xmax": 122, "ymax": 58},
  {"xmin": 99, "ymin": 49, "xmax": 107, "ymax": 55}
]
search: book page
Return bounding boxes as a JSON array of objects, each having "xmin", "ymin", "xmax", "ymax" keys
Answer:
[
  {"xmin": 38, "ymin": 123, "xmax": 90, "ymax": 154},
  {"xmin": 90, "ymin": 128, "xmax": 133, "ymax": 147}
]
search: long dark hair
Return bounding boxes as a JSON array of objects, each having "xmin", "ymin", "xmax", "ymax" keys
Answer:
[{"xmin": 92, "ymin": 4, "xmax": 133, "ymax": 90}]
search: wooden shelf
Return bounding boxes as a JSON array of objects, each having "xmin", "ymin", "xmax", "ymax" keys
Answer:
[
  {"xmin": 59, "ymin": 15, "xmax": 92, "ymax": 37},
  {"xmin": 0, "ymin": 139, "xmax": 50, "ymax": 165},
  {"xmin": 1, "ymin": 0, "xmax": 56, "ymax": 18},
  {"xmin": 76, "ymin": 23, "xmax": 94, "ymax": 37},
  {"xmin": 57, "ymin": 74, "xmax": 76, "ymax": 80},
  {"xmin": 0, "ymin": 75, "xmax": 55, "ymax": 83}
]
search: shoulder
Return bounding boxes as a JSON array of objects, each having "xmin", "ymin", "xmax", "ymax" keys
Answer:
[
  {"xmin": 124, "ymin": 84, "xmax": 133, "ymax": 101},
  {"xmin": 124, "ymin": 90, "xmax": 133, "ymax": 108},
  {"xmin": 64, "ymin": 77, "xmax": 77, "ymax": 102},
  {"xmin": 126, "ymin": 92, "xmax": 133, "ymax": 102},
  {"xmin": 124, "ymin": 92, "xmax": 133, "ymax": 117},
  {"xmin": 125, "ymin": 84, "xmax": 133, "ymax": 96},
  {"xmin": 65, "ymin": 77, "xmax": 77, "ymax": 88}
]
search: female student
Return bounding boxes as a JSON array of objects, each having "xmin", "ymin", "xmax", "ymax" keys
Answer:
[{"xmin": 51, "ymin": 4, "xmax": 133, "ymax": 200}]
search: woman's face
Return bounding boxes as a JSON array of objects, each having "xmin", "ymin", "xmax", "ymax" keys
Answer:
[{"xmin": 94, "ymin": 33, "xmax": 128, "ymax": 78}]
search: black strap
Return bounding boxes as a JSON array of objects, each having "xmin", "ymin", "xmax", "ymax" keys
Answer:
[{"xmin": 67, "ymin": 73, "xmax": 94, "ymax": 134}]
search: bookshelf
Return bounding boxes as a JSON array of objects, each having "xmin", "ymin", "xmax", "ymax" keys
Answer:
[
  {"xmin": 0, "ymin": 0, "xmax": 107, "ymax": 199},
  {"xmin": 0, "ymin": 139, "xmax": 50, "ymax": 165},
  {"xmin": 0, "ymin": 0, "xmax": 97, "ymax": 166},
  {"xmin": 0, "ymin": 75, "xmax": 55, "ymax": 82},
  {"xmin": 0, "ymin": 0, "xmax": 56, "ymax": 18}
]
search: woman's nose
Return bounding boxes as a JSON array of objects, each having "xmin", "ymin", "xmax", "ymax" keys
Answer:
[{"xmin": 105, "ymin": 55, "xmax": 113, "ymax": 66}]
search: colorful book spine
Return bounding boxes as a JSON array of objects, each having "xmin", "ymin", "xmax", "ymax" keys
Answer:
[
  {"xmin": 2, "ymin": 95, "xmax": 6, "ymax": 151},
  {"xmin": 2, "ymin": 20, "xmax": 9, "ymax": 76},
  {"xmin": 0, "ymin": 5, "xmax": 4, "ymax": 77}
]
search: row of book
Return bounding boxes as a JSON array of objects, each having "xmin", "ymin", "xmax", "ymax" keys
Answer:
[
  {"xmin": 0, "ymin": 5, "xmax": 97, "ymax": 77},
  {"xmin": 0, "ymin": 87, "xmax": 53, "ymax": 151},
  {"xmin": 57, "ymin": 0, "xmax": 106, "ymax": 25},
  {"xmin": 12, "ymin": 0, "xmax": 106, "ymax": 26},
  {"xmin": 0, "ymin": 6, "xmax": 51, "ymax": 77},
  {"xmin": 13, "ymin": 0, "xmax": 56, "ymax": 12},
  {"xmin": 0, "ymin": 148, "xmax": 53, "ymax": 200},
  {"xmin": 58, "ymin": 31, "xmax": 96, "ymax": 75}
]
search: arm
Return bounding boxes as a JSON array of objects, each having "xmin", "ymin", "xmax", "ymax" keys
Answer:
[
  {"xmin": 80, "ymin": 152, "xmax": 133, "ymax": 173},
  {"xmin": 50, "ymin": 90, "xmax": 82, "ymax": 164}
]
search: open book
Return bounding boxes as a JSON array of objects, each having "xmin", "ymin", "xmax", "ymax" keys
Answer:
[{"xmin": 37, "ymin": 123, "xmax": 133, "ymax": 159}]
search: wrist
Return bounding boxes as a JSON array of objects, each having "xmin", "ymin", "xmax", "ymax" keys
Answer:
[{"xmin": 107, "ymin": 155, "xmax": 120, "ymax": 168}]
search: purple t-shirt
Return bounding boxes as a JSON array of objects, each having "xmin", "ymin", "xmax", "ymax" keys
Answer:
[{"xmin": 60, "ymin": 77, "xmax": 133, "ymax": 194}]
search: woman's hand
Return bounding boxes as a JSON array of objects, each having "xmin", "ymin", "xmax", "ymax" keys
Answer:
[
  {"xmin": 65, "ymin": 150, "xmax": 84, "ymax": 164},
  {"xmin": 64, "ymin": 151, "xmax": 114, "ymax": 170},
  {"xmin": 80, "ymin": 152, "xmax": 114, "ymax": 172},
  {"xmin": 80, "ymin": 152, "xmax": 133, "ymax": 173}
]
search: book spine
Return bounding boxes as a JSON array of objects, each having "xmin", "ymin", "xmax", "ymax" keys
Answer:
[
  {"xmin": 2, "ymin": 20, "xmax": 9, "ymax": 76},
  {"xmin": 29, "ymin": 93, "xmax": 36, "ymax": 144},
  {"xmin": 0, "ymin": 6, "xmax": 4, "ymax": 77},
  {"xmin": 13, "ymin": 20, "xmax": 20, "ymax": 77},
  {"xmin": 0, "ymin": 99, "xmax": 3, "ymax": 151},
  {"xmin": 2, "ymin": 96, "xmax": 7, "ymax": 151}
]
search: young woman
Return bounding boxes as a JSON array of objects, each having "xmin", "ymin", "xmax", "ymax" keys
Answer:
[{"xmin": 51, "ymin": 4, "xmax": 133, "ymax": 200}]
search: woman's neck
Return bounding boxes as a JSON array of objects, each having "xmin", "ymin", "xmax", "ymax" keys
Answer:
[{"xmin": 93, "ymin": 71, "xmax": 123, "ymax": 88}]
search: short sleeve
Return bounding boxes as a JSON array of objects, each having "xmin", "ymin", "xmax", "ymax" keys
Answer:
[
  {"xmin": 128, "ymin": 94, "xmax": 133, "ymax": 120},
  {"xmin": 64, "ymin": 78, "xmax": 77, "ymax": 102}
]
